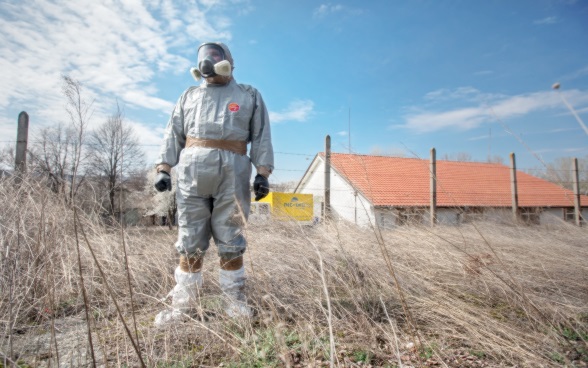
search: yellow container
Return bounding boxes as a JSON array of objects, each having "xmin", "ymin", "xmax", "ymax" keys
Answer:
[{"xmin": 257, "ymin": 192, "xmax": 313, "ymax": 222}]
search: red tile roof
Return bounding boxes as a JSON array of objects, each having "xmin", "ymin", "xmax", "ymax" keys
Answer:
[{"xmin": 322, "ymin": 153, "xmax": 587, "ymax": 208}]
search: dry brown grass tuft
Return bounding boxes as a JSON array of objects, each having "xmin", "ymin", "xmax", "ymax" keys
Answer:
[{"xmin": 1, "ymin": 176, "xmax": 587, "ymax": 367}]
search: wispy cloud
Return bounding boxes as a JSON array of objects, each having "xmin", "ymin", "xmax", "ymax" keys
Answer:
[
  {"xmin": 0, "ymin": 0, "xmax": 235, "ymax": 132},
  {"xmin": 402, "ymin": 88, "xmax": 588, "ymax": 133},
  {"xmin": 313, "ymin": 3, "xmax": 363, "ymax": 18},
  {"xmin": 534, "ymin": 16, "xmax": 558, "ymax": 25},
  {"xmin": 560, "ymin": 65, "xmax": 588, "ymax": 81},
  {"xmin": 313, "ymin": 3, "xmax": 344, "ymax": 18},
  {"xmin": 535, "ymin": 146, "xmax": 588, "ymax": 154},
  {"xmin": 404, "ymin": 107, "xmax": 486, "ymax": 132},
  {"xmin": 270, "ymin": 100, "xmax": 315, "ymax": 123},
  {"xmin": 336, "ymin": 131, "xmax": 348, "ymax": 136},
  {"xmin": 423, "ymin": 87, "xmax": 497, "ymax": 103},
  {"xmin": 467, "ymin": 126, "xmax": 579, "ymax": 141},
  {"xmin": 468, "ymin": 134, "xmax": 493, "ymax": 141}
]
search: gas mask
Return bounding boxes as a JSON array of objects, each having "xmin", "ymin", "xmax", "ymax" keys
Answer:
[{"xmin": 190, "ymin": 43, "xmax": 232, "ymax": 81}]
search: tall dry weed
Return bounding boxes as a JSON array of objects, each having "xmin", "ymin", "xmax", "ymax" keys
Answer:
[{"xmin": 1, "ymin": 175, "xmax": 587, "ymax": 367}]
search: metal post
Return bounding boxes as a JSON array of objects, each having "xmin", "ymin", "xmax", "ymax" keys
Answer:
[
  {"xmin": 324, "ymin": 135, "xmax": 331, "ymax": 221},
  {"xmin": 572, "ymin": 157, "xmax": 582, "ymax": 226},
  {"xmin": 430, "ymin": 148, "xmax": 437, "ymax": 226},
  {"xmin": 510, "ymin": 153, "xmax": 519, "ymax": 222}
]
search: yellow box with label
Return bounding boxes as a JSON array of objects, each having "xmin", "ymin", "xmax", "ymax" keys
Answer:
[{"xmin": 256, "ymin": 192, "xmax": 313, "ymax": 222}]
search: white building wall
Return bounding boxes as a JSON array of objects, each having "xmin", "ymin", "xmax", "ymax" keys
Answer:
[
  {"xmin": 436, "ymin": 209, "xmax": 459, "ymax": 225},
  {"xmin": 296, "ymin": 161, "xmax": 324, "ymax": 221},
  {"xmin": 374, "ymin": 208, "xmax": 396, "ymax": 229},
  {"xmin": 483, "ymin": 208, "xmax": 510, "ymax": 223},
  {"xmin": 540, "ymin": 208, "xmax": 587, "ymax": 225},
  {"xmin": 296, "ymin": 159, "xmax": 375, "ymax": 226},
  {"xmin": 330, "ymin": 179, "xmax": 374, "ymax": 227},
  {"xmin": 540, "ymin": 208, "xmax": 564, "ymax": 225},
  {"xmin": 297, "ymin": 158, "xmax": 587, "ymax": 228}
]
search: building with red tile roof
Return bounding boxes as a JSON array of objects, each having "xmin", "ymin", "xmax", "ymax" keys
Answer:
[{"xmin": 295, "ymin": 152, "xmax": 587, "ymax": 227}]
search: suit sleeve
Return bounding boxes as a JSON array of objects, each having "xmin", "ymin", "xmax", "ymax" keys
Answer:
[
  {"xmin": 249, "ymin": 89, "xmax": 274, "ymax": 175},
  {"xmin": 155, "ymin": 93, "xmax": 187, "ymax": 169}
]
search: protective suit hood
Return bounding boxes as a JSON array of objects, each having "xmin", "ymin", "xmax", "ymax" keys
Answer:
[{"xmin": 190, "ymin": 42, "xmax": 234, "ymax": 81}]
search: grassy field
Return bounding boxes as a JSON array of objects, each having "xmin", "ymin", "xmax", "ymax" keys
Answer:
[{"xmin": 1, "ymin": 177, "xmax": 587, "ymax": 367}]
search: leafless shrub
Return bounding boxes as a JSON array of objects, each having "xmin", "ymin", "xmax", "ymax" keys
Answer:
[{"xmin": 1, "ymin": 175, "xmax": 587, "ymax": 367}]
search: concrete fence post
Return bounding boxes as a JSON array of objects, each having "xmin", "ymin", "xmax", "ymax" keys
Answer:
[
  {"xmin": 430, "ymin": 148, "xmax": 437, "ymax": 226},
  {"xmin": 324, "ymin": 135, "xmax": 331, "ymax": 221},
  {"xmin": 15, "ymin": 111, "xmax": 29, "ymax": 184},
  {"xmin": 572, "ymin": 157, "xmax": 582, "ymax": 226},
  {"xmin": 510, "ymin": 153, "xmax": 519, "ymax": 222}
]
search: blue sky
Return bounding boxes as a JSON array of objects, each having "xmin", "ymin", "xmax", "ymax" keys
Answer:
[{"xmin": 1, "ymin": 0, "xmax": 587, "ymax": 183}]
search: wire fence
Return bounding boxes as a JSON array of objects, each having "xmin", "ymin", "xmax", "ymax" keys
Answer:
[
  {"xmin": 2, "ymin": 139, "xmax": 586, "ymax": 188},
  {"xmin": 2, "ymin": 135, "xmax": 587, "ymax": 208}
]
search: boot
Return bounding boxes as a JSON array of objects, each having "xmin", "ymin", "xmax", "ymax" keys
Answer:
[
  {"xmin": 154, "ymin": 266, "xmax": 203, "ymax": 327},
  {"xmin": 219, "ymin": 265, "xmax": 253, "ymax": 318}
]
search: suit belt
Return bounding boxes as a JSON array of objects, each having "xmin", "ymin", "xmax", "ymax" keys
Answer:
[{"xmin": 185, "ymin": 137, "xmax": 247, "ymax": 156}]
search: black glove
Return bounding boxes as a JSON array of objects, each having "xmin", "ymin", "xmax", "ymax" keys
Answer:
[
  {"xmin": 154, "ymin": 170, "xmax": 172, "ymax": 192},
  {"xmin": 253, "ymin": 174, "xmax": 269, "ymax": 201}
]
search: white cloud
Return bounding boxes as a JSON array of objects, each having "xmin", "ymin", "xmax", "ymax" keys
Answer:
[
  {"xmin": 269, "ymin": 100, "xmax": 315, "ymax": 123},
  {"xmin": 534, "ymin": 16, "xmax": 558, "ymax": 25},
  {"xmin": 336, "ymin": 131, "xmax": 348, "ymax": 136},
  {"xmin": 405, "ymin": 107, "xmax": 486, "ymax": 132},
  {"xmin": 535, "ymin": 146, "xmax": 588, "ymax": 154},
  {"xmin": 474, "ymin": 70, "xmax": 494, "ymax": 76},
  {"xmin": 0, "ymin": 0, "xmax": 234, "ymax": 140},
  {"xmin": 312, "ymin": 3, "xmax": 362, "ymax": 18},
  {"xmin": 424, "ymin": 87, "xmax": 485, "ymax": 102},
  {"xmin": 403, "ymin": 88, "xmax": 588, "ymax": 133},
  {"xmin": 313, "ymin": 4, "xmax": 343, "ymax": 18},
  {"xmin": 422, "ymin": 86, "xmax": 507, "ymax": 104},
  {"xmin": 468, "ymin": 134, "xmax": 492, "ymax": 141},
  {"xmin": 561, "ymin": 65, "xmax": 588, "ymax": 82}
]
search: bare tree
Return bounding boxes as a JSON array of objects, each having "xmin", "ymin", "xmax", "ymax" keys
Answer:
[
  {"xmin": 369, "ymin": 146, "xmax": 406, "ymax": 157},
  {"xmin": 88, "ymin": 104, "xmax": 145, "ymax": 216},
  {"xmin": 28, "ymin": 123, "xmax": 76, "ymax": 195},
  {"xmin": 442, "ymin": 152, "xmax": 473, "ymax": 161},
  {"xmin": 271, "ymin": 180, "xmax": 299, "ymax": 193},
  {"xmin": 27, "ymin": 76, "xmax": 91, "ymax": 201},
  {"xmin": 487, "ymin": 155, "xmax": 504, "ymax": 164},
  {"xmin": 62, "ymin": 76, "xmax": 91, "ymax": 200},
  {"xmin": 534, "ymin": 156, "xmax": 588, "ymax": 195},
  {"xmin": 0, "ymin": 146, "xmax": 15, "ymax": 170}
]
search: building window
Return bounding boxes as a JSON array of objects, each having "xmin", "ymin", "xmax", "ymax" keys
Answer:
[
  {"xmin": 396, "ymin": 208, "xmax": 424, "ymax": 226},
  {"xmin": 378, "ymin": 209, "xmax": 395, "ymax": 229},
  {"xmin": 520, "ymin": 207, "xmax": 541, "ymax": 225},
  {"xmin": 563, "ymin": 208, "xmax": 576, "ymax": 223}
]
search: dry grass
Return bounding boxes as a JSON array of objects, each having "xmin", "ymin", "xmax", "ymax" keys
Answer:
[{"xmin": 1, "ymin": 176, "xmax": 587, "ymax": 367}]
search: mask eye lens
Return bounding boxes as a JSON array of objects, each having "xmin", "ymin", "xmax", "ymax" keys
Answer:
[
  {"xmin": 198, "ymin": 45, "xmax": 224, "ymax": 64},
  {"xmin": 208, "ymin": 50, "xmax": 222, "ymax": 62}
]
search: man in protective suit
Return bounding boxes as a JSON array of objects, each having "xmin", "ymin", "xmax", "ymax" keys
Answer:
[{"xmin": 153, "ymin": 42, "xmax": 273, "ymax": 326}]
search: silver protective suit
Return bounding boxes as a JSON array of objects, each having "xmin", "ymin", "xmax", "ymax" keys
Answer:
[{"xmin": 155, "ymin": 71, "xmax": 273, "ymax": 259}]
